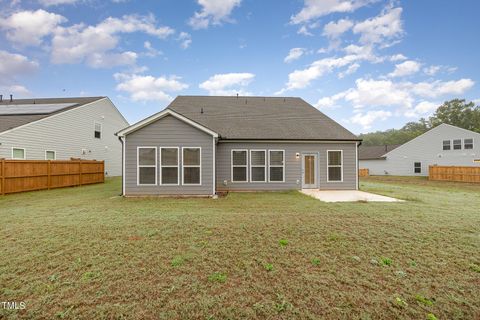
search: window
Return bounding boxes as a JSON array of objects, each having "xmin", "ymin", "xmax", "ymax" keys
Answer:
[
  {"xmin": 327, "ymin": 150, "xmax": 343, "ymax": 182},
  {"xmin": 137, "ymin": 147, "xmax": 157, "ymax": 185},
  {"xmin": 183, "ymin": 147, "xmax": 201, "ymax": 185},
  {"xmin": 45, "ymin": 150, "xmax": 56, "ymax": 160},
  {"xmin": 94, "ymin": 122, "xmax": 102, "ymax": 139},
  {"xmin": 453, "ymin": 139, "xmax": 462, "ymax": 150},
  {"xmin": 231, "ymin": 150, "xmax": 248, "ymax": 182},
  {"xmin": 442, "ymin": 140, "xmax": 451, "ymax": 150},
  {"xmin": 160, "ymin": 147, "xmax": 179, "ymax": 185},
  {"xmin": 250, "ymin": 150, "xmax": 266, "ymax": 182},
  {"xmin": 414, "ymin": 162, "xmax": 421, "ymax": 174},
  {"xmin": 464, "ymin": 138, "xmax": 474, "ymax": 150},
  {"xmin": 269, "ymin": 150, "xmax": 285, "ymax": 182},
  {"xmin": 12, "ymin": 148, "xmax": 26, "ymax": 159}
]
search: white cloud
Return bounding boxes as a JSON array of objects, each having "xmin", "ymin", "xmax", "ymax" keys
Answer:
[
  {"xmin": 0, "ymin": 9, "xmax": 66, "ymax": 46},
  {"xmin": 349, "ymin": 110, "xmax": 392, "ymax": 129},
  {"xmin": 388, "ymin": 60, "xmax": 421, "ymax": 77},
  {"xmin": 389, "ymin": 53, "xmax": 407, "ymax": 62},
  {"xmin": 297, "ymin": 25, "xmax": 313, "ymax": 36},
  {"xmin": 199, "ymin": 72, "xmax": 255, "ymax": 95},
  {"xmin": 189, "ymin": 0, "xmax": 241, "ymax": 29},
  {"xmin": 322, "ymin": 18, "xmax": 353, "ymax": 38},
  {"xmin": 352, "ymin": 6, "xmax": 403, "ymax": 46},
  {"xmin": 404, "ymin": 101, "xmax": 438, "ymax": 118},
  {"xmin": 143, "ymin": 41, "xmax": 162, "ymax": 57},
  {"xmin": 51, "ymin": 14, "xmax": 174, "ymax": 68},
  {"xmin": 177, "ymin": 32, "xmax": 192, "ymax": 49},
  {"xmin": 291, "ymin": 0, "xmax": 373, "ymax": 24},
  {"xmin": 0, "ymin": 50, "xmax": 39, "ymax": 96},
  {"xmin": 284, "ymin": 48, "xmax": 306, "ymax": 63},
  {"xmin": 38, "ymin": 0, "xmax": 79, "ymax": 6},
  {"xmin": 315, "ymin": 91, "xmax": 348, "ymax": 108},
  {"xmin": 408, "ymin": 79, "xmax": 474, "ymax": 98},
  {"xmin": 423, "ymin": 65, "xmax": 441, "ymax": 76},
  {"xmin": 338, "ymin": 62, "xmax": 360, "ymax": 78},
  {"xmin": 114, "ymin": 72, "xmax": 188, "ymax": 102}
]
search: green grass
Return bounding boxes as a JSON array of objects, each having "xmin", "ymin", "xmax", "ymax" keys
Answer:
[{"xmin": 0, "ymin": 176, "xmax": 479, "ymax": 319}]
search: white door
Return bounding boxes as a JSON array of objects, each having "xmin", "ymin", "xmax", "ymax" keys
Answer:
[{"xmin": 302, "ymin": 153, "xmax": 318, "ymax": 188}]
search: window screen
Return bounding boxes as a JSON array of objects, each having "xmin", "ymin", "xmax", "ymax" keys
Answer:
[
  {"xmin": 161, "ymin": 148, "xmax": 178, "ymax": 184},
  {"xmin": 138, "ymin": 147, "xmax": 156, "ymax": 185},
  {"xmin": 94, "ymin": 122, "xmax": 102, "ymax": 139},
  {"xmin": 464, "ymin": 138, "xmax": 473, "ymax": 150},
  {"xmin": 327, "ymin": 151, "xmax": 342, "ymax": 182},
  {"xmin": 232, "ymin": 150, "xmax": 247, "ymax": 182},
  {"xmin": 183, "ymin": 148, "xmax": 200, "ymax": 184},
  {"xmin": 269, "ymin": 150, "xmax": 284, "ymax": 182},
  {"xmin": 442, "ymin": 140, "xmax": 451, "ymax": 150},
  {"xmin": 414, "ymin": 162, "xmax": 421, "ymax": 174},
  {"xmin": 453, "ymin": 139, "xmax": 462, "ymax": 150},
  {"xmin": 250, "ymin": 150, "xmax": 266, "ymax": 182}
]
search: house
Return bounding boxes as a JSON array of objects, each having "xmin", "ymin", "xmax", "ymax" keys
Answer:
[
  {"xmin": 116, "ymin": 96, "xmax": 361, "ymax": 196},
  {"xmin": 0, "ymin": 96, "xmax": 129, "ymax": 176},
  {"xmin": 359, "ymin": 123, "xmax": 480, "ymax": 176}
]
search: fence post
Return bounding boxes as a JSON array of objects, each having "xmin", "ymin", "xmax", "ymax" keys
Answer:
[
  {"xmin": 47, "ymin": 160, "xmax": 51, "ymax": 190},
  {"xmin": 1, "ymin": 159, "xmax": 5, "ymax": 195},
  {"xmin": 79, "ymin": 159, "xmax": 83, "ymax": 186}
]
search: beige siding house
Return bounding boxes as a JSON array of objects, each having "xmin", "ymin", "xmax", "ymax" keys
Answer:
[
  {"xmin": 0, "ymin": 97, "xmax": 128, "ymax": 176},
  {"xmin": 117, "ymin": 96, "xmax": 361, "ymax": 196}
]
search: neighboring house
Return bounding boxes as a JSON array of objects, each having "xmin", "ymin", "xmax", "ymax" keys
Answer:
[
  {"xmin": 116, "ymin": 96, "xmax": 361, "ymax": 197},
  {"xmin": 359, "ymin": 123, "xmax": 480, "ymax": 176},
  {"xmin": 0, "ymin": 96, "xmax": 129, "ymax": 176}
]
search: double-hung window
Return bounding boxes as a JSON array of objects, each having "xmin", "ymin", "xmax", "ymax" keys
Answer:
[
  {"xmin": 414, "ymin": 162, "xmax": 421, "ymax": 174},
  {"xmin": 160, "ymin": 147, "xmax": 179, "ymax": 185},
  {"xmin": 453, "ymin": 139, "xmax": 462, "ymax": 150},
  {"xmin": 231, "ymin": 150, "xmax": 248, "ymax": 182},
  {"xmin": 327, "ymin": 150, "xmax": 343, "ymax": 182},
  {"xmin": 250, "ymin": 150, "xmax": 266, "ymax": 182},
  {"xmin": 183, "ymin": 147, "xmax": 201, "ymax": 185},
  {"xmin": 94, "ymin": 122, "xmax": 102, "ymax": 139},
  {"xmin": 442, "ymin": 140, "xmax": 451, "ymax": 150},
  {"xmin": 268, "ymin": 150, "xmax": 285, "ymax": 182},
  {"xmin": 464, "ymin": 138, "xmax": 474, "ymax": 150},
  {"xmin": 137, "ymin": 147, "xmax": 157, "ymax": 185}
]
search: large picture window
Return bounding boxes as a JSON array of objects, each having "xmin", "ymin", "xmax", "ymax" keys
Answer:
[
  {"xmin": 268, "ymin": 150, "xmax": 285, "ymax": 182},
  {"xmin": 250, "ymin": 150, "xmax": 266, "ymax": 182},
  {"xmin": 160, "ymin": 147, "xmax": 179, "ymax": 185},
  {"xmin": 137, "ymin": 147, "xmax": 157, "ymax": 185},
  {"xmin": 231, "ymin": 150, "xmax": 248, "ymax": 182},
  {"xmin": 327, "ymin": 150, "xmax": 343, "ymax": 182},
  {"xmin": 183, "ymin": 147, "xmax": 201, "ymax": 185}
]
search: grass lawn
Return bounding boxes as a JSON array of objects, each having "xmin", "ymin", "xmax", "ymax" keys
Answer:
[{"xmin": 1, "ymin": 177, "xmax": 479, "ymax": 319}]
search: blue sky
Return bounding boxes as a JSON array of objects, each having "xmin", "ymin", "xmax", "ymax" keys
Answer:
[{"xmin": 0, "ymin": 0, "xmax": 479, "ymax": 134}]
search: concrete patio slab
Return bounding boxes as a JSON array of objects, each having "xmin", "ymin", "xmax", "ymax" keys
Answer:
[{"xmin": 301, "ymin": 189, "xmax": 404, "ymax": 202}]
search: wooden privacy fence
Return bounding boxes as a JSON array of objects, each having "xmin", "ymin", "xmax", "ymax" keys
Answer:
[
  {"xmin": 0, "ymin": 159, "xmax": 104, "ymax": 195},
  {"xmin": 358, "ymin": 168, "xmax": 369, "ymax": 177},
  {"xmin": 429, "ymin": 165, "xmax": 480, "ymax": 183}
]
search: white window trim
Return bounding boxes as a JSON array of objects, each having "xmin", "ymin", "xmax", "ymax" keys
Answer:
[
  {"xmin": 159, "ymin": 147, "xmax": 180, "ymax": 186},
  {"xmin": 268, "ymin": 149, "xmax": 285, "ymax": 183},
  {"xmin": 94, "ymin": 121, "xmax": 102, "ymax": 139},
  {"xmin": 414, "ymin": 161, "xmax": 422, "ymax": 174},
  {"xmin": 327, "ymin": 150, "xmax": 343, "ymax": 183},
  {"xmin": 464, "ymin": 138, "xmax": 474, "ymax": 149},
  {"xmin": 231, "ymin": 149, "xmax": 248, "ymax": 183},
  {"xmin": 45, "ymin": 150, "xmax": 56, "ymax": 160},
  {"xmin": 453, "ymin": 139, "xmax": 462, "ymax": 150},
  {"xmin": 182, "ymin": 147, "xmax": 202, "ymax": 186},
  {"xmin": 442, "ymin": 140, "xmax": 451, "ymax": 151},
  {"xmin": 137, "ymin": 146, "xmax": 157, "ymax": 186},
  {"xmin": 12, "ymin": 147, "xmax": 26, "ymax": 160},
  {"xmin": 249, "ymin": 149, "xmax": 266, "ymax": 183}
]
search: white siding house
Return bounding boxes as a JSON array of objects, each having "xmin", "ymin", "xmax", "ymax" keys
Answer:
[
  {"xmin": 0, "ymin": 97, "xmax": 128, "ymax": 176},
  {"xmin": 359, "ymin": 124, "xmax": 480, "ymax": 176}
]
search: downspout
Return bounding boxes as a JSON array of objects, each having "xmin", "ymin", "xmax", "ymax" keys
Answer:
[
  {"xmin": 357, "ymin": 140, "xmax": 362, "ymax": 190},
  {"xmin": 117, "ymin": 134, "xmax": 124, "ymax": 196}
]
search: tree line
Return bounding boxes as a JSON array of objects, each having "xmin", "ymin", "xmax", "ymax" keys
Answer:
[{"xmin": 359, "ymin": 99, "xmax": 480, "ymax": 146}]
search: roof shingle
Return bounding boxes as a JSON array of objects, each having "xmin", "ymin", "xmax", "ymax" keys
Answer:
[{"xmin": 167, "ymin": 96, "xmax": 359, "ymax": 140}]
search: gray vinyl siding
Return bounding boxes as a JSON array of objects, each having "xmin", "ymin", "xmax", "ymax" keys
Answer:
[
  {"xmin": 216, "ymin": 142, "xmax": 357, "ymax": 191},
  {"xmin": 124, "ymin": 115, "xmax": 214, "ymax": 196},
  {"xmin": 359, "ymin": 124, "xmax": 480, "ymax": 176},
  {"xmin": 0, "ymin": 98, "xmax": 128, "ymax": 176}
]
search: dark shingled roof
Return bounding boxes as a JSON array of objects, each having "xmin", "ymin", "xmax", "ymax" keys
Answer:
[
  {"xmin": 358, "ymin": 144, "xmax": 401, "ymax": 160},
  {"xmin": 167, "ymin": 96, "xmax": 359, "ymax": 140},
  {"xmin": 0, "ymin": 97, "xmax": 105, "ymax": 133}
]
